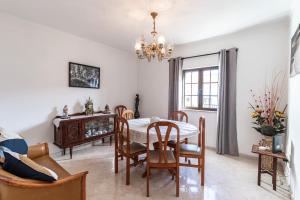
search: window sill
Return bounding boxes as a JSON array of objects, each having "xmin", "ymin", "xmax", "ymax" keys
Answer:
[{"xmin": 182, "ymin": 108, "xmax": 217, "ymax": 113}]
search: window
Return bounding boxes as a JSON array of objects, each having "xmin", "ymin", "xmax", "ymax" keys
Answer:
[{"xmin": 183, "ymin": 66, "xmax": 219, "ymax": 111}]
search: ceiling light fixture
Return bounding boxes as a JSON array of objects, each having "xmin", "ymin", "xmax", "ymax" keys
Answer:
[{"xmin": 135, "ymin": 12, "xmax": 173, "ymax": 62}]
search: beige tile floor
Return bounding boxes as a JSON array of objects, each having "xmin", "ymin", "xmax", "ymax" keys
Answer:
[{"xmin": 55, "ymin": 144, "xmax": 291, "ymax": 200}]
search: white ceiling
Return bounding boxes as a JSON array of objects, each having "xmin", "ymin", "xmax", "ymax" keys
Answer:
[{"xmin": 0, "ymin": 0, "xmax": 291, "ymax": 51}]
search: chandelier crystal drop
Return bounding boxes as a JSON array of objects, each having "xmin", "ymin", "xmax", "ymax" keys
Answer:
[{"xmin": 135, "ymin": 12, "xmax": 173, "ymax": 62}]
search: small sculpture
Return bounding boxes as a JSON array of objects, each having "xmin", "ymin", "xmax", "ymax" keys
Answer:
[
  {"xmin": 61, "ymin": 105, "xmax": 70, "ymax": 119},
  {"xmin": 104, "ymin": 104, "xmax": 111, "ymax": 113},
  {"xmin": 85, "ymin": 97, "xmax": 94, "ymax": 115},
  {"xmin": 134, "ymin": 94, "xmax": 140, "ymax": 119}
]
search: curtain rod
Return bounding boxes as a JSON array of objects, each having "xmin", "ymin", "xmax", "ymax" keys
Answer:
[{"xmin": 180, "ymin": 48, "xmax": 239, "ymax": 60}]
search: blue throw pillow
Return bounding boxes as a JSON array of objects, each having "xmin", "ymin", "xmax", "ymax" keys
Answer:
[
  {"xmin": 2, "ymin": 150, "xmax": 58, "ymax": 182},
  {"xmin": 0, "ymin": 127, "xmax": 28, "ymax": 154},
  {"xmin": 0, "ymin": 139, "xmax": 28, "ymax": 155}
]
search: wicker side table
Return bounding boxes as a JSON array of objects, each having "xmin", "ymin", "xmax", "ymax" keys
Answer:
[{"xmin": 251, "ymin": 145, "xmax": 286, "ymax": 191}]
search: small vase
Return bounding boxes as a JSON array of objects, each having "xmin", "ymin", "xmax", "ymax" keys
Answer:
[{"xmin": 272, "ymin": 134, "xmax": 282, "ymax": 153}]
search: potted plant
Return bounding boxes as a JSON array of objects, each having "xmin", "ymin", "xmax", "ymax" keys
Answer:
[{"xmin": 249, "ymin": 74, "xmax": 287, "ymax": 153}]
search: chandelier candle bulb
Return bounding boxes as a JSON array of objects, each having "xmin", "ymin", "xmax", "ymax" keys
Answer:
[{"xmin": 158, "ymin": 35, "xmax": 166, "ymax": 45}]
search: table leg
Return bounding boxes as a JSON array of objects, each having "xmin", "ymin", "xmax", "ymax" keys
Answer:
[
  {"xmin": 258, "ymin": 154, "xmax": 261, "ymax": 186},
  {"xmin": 272, "ymin": 157, "xmax": 277, "ymax": 191},
  {"xmin": 69, "ymin": 147, "xmax": 73, "ymax": 159},
  {"xmin": 114, "ymin": 125, "xmax": 118, "ymax": 173}
]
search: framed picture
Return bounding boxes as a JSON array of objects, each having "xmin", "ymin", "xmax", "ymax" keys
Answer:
[
  {"xmin": 69, "ymin": 62, "xmax": 100, "ymax": 89},
  {"xmin": 291, "ymin": 24, "xmax": 300, "ymax": 77}
]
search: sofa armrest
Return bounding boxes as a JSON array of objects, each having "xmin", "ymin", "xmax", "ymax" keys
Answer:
[
  {"xmin": 0, "ymin": 171, "xmax": 88, "ymax": 200},
  {"xmin": 27, "ymin": 143, "xmax": 49, "ymax": 159}
]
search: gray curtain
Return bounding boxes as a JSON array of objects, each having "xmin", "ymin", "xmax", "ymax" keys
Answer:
[
  {"xmin": 168, "ymin": 57, "xmax": 182, "ymax": 119},
  {"xmin": 216, "ymin": 48, "xmax": 239, "ymax": 156}
]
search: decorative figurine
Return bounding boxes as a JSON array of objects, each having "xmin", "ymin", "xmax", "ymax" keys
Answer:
[
  {"xmin": 104, "ymin": 104, "xmax": 111, "ymax": 113},
  {"xmin": 85, "ymin": 97, "xmax": 94, "ymax": 115},
  {"xmin": 134, "ymin": 94, "xmax": 140, "ymax": 119},
  {"xmin": 61, "ymin": 105, "xmax": 70, "ymax": 119}
]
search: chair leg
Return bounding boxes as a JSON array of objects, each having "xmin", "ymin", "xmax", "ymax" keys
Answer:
[
  {"xmin": 126, "ymin": 157, "xmax": 130, "ymax": 185},
  {"xmin": 198, "ymin": 157, "xmax": 201, "ymax": 172},
  {"xmin": 184, "ymin": 138, "xmax": 188, "ymax": 162},
  {"xmin": 201, "ymin": 158, "xmax": 205, "ymax": 186},
  {"xmin": 176, "ymin": 167, "xmax": 179, "ymax": 197},
  {"xmin": 147, "ymin": 166, "xmax": 150, "ymax": 197}
]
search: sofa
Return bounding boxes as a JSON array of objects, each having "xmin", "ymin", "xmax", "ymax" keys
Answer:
[{"xmin": 0, "ymin": 143, "xmax": 88, "ymax": 200}]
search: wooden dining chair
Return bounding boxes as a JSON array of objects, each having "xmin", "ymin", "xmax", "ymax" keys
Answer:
[
  {"xmin": 115, "ymin": 105, "xmax": 127, "ymax": 117},
  {"xmin": 146, "ymin": 121, "xmax": 180, "ymax": 197},
  {"xmin": 170, "ymin": 111, "xmax": 188, "ymax": 123},
  {"xmin": 168, "ymin": 111, "xmax": 189, "ymax": 155},
  {"xmin": 179, "ymin": 116, "xmax": 205, "ymax": 186},
  {"xmin": 114, "ymin": 117, "xmax": 147, "ymax": 185},
  {"xmin": 122, "ymin": 109, "xmax": 134, "ymax": 120}
]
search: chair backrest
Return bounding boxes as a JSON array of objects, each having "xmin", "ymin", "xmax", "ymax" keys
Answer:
[
  {"xmin": 147, "ymin": 121, "xmax": 180, "ymax": 164},
  {"xmin": 117, "ymin": 117, "xmax": 130, "ymax": 154},
  {"xmin": 115, "ymin": 105, "xmax": 127, "ymax": 117},
  {"xmin": 198, "ymin": 117, "xmax": 205, "ymax": 156},
  {"xmin": 122, "ymin": 109, "xmax": 134, "ymax": 120},
  {"xmin": 170, "ymin": 111, "xmax": 188, "ymax": 123}
]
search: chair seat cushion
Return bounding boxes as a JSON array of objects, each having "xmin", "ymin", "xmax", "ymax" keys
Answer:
[
  {"xmin": 123, "ymin": 142, "xmax": 146, "ymax": 155},
  {"xmin": 149, "ymin": 150, "xmax": 176, "ymax": 163},
  {"xmin": 180, "ymin": 144, "xmax": 201, "ymax": 155}
]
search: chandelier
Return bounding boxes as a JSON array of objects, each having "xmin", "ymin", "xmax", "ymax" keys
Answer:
[{"xmin": 135, "ymin": 12, "xmax": 173, "ymax": 62}]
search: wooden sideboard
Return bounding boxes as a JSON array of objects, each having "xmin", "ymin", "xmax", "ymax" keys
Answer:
[{"xmin": 53, "ymin": 112, "xmax": 117, "ymax": 158}]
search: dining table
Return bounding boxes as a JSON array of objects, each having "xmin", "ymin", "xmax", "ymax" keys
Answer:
[{"xmin": 127, "ymin": 118, "xmax": 199, "ymax": 144}]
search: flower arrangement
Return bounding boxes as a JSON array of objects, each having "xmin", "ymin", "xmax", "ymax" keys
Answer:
[{"xmin": 249, "ymin": 74, "xmax": 287, "ymax": 137}]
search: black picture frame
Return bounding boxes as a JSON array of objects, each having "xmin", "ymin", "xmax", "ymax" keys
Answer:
[
  {"xmin": 291, "ymin": 24, "xmax": 300, "ymax": 77},
  {"xmin": 69, "ymin": 62, "xmax": 100, "ymax": 89}
]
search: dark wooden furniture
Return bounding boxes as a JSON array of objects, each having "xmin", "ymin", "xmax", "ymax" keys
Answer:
[
  {"xmin": 146, "ymin": 121, "xmax": 180, "ymax": 197},
  {"xmin": 114, "ymin": 117, "xmax": 147, "ymax": 185},
  {"xmin": 54, "ymin": 112, "xmax": 117, "ymax": 159},
  {"xmin": 252, "ymin": 145, "xmax": 287, "ymax": 191},
  {"xmin": 115, "ymin": 105, "xmax": 127, "ymax": 117},
  {"xmin": 179, "ymin": 116, "xmax": 205, "ymax": 186}
]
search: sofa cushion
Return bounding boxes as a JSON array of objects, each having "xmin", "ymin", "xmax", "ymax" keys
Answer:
[
  {"xmin": 2, "ymin": 150, "xmax": 58, "ymax": 182},
  {"xmin": 0, "ymin": 127, "xmax": 28, "ymax": 155}
]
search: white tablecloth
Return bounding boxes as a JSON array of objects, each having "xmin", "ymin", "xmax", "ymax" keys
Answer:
[{"xmin": 127, "ymin": 118, "xmax": 198, "ymax": 144}]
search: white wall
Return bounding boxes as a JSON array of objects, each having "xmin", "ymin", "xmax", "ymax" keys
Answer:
[
  {"xmin": 138, "ymin": 17, "xmax": 289, "ymax": 156},
  {"xmin": 287, "ymin": 0, "xmax": 300, "ymax": 198},
  {"xmin": 0, "ymin": 13, "xmax": 138, "ymax": 154}
]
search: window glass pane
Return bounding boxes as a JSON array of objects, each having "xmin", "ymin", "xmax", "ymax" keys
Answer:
[
  {"xmin": 203, "ymin": 70, "xmax": 210, "ymax": 82},
  {"xmin": 185, "ymin": 84, "xmax": 191, "ymax": 95},
  {"xmin": 185, "ymin": 72, "xmax": 191, "ymax": 83},
  {"xmin": 211, "ymin": 83, "xmax": 218, "ymax": 95},
  {"xmin": 203, "ymin": 83, "xmax": 210, "ymax": 95},
  {"xmin": 211, "ymin": 96, "xmax": 218, "ymax": 108},
  {"xmin": 192, "ymin": 84, "xmax": 198, "ymax": 95},
  {"xmin": 202, "ymin": 95, "xmax": 210, "ymax": 108},
  {"xmin": 192, "ymin": 71, "xmax": 199, "ymax": 83},
  {"xmin": 185, "ymin": 96, "xmax": 191, "ymax": 107},
  {"xmin": 211, "ymin": 69, "xmax": 219, "ymax": 82},
  {"xmin": 192, "ymin": 96, "xmax": 198, "ymax": 107}
]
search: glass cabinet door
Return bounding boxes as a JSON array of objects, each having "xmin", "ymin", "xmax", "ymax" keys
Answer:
[{"xmin": 84, "ymin": 116, "xmax": 114, "ymax": 138}]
